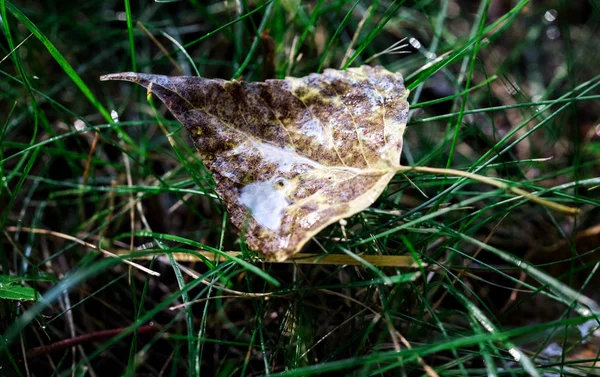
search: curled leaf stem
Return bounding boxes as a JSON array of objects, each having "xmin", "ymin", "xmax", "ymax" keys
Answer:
[{"xmin": 396, "ymin": 165, "xmax": 580, "ymax": 215}]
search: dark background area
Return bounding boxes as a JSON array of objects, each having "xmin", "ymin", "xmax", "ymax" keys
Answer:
[{"xmin": 1, "ymin": 0, "xmax": 600, "ymax": 376}]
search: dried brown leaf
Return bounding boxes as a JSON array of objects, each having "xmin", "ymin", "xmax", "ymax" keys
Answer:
[{"xmin": 101, "ymin": 66, "xmax": 409, "ymax": 261}]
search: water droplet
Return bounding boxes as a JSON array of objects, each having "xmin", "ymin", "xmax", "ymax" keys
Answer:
[
  {"xmin": 544, "ymin": 9, "xmax": 557, "ymax": 23},
  {"xmin": 74, "ymin": 119, "xmax": 86, "ymax": 131},
  {"xmin": 546, "ymin": 25, "xmax": 560, "ymax": 40},
  {"xmin": 409, "ymin": 38, "xmax": 422, "ymax": 50}
]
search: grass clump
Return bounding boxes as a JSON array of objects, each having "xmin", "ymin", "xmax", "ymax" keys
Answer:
[{"xmin": 1, "ymin": 1, "xmax": 600, "ymax": 376}]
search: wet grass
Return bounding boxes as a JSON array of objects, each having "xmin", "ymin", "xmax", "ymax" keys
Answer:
[{"xmin": 1, "ymin": 0, "xmax": 600, "ymax": 376}]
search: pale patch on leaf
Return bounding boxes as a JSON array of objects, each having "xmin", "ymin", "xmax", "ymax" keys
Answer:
[{"xmin": 102, "ymin": 66, "xmax": 409, "ymax": 261}]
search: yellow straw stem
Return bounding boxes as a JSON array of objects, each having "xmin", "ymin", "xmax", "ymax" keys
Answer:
[
  {"xmin": 119, "ymin": 251, "xmax": 419, "ymax": 267},
  {"xmin": 398, "ymin": 165, "xmax": 580, "ymax": 215}
]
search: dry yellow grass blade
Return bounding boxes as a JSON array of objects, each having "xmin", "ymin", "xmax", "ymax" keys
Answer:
[{"xmin": 117, "ymin": 250, "xmax": 419, "ymax": 268}]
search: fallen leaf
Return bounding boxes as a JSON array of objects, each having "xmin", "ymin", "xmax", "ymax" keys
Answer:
[{"xmin": 101, "ymin": 66, "xmax": 407, "ymax": 261}]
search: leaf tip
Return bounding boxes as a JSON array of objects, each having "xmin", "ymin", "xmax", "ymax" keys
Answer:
[{"xmin": 100, "ymin": 72, "xmax": 141, "ymax": 82}]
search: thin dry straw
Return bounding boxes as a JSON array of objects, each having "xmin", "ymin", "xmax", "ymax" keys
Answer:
[{"xmin": 118, "ymin": 251, "xmax": 420, "ymax": 267}]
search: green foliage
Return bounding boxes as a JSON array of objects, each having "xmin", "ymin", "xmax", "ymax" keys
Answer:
[
  {"xmin": 0, "ymin": 275, "xmax": 40, "ymax": 301},
  {"xmin": 1, "ymin": 0, "xmax": 599, "ymax": 376}
]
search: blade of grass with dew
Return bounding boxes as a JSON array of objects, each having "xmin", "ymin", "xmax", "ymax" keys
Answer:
[
  {"xmin": 4, "ymin": 2, "xmax": 137, "ymax": 144},
  {"xmin": 406, "ymin": 0, "xmax": 530, "ymax": 89},
  {"xmin": 342, "ymin": 0, "xmax": 407, "ymax": 69},
  {"xmin": 451, "ymin": 289, "xmax": 532, "ymax": 376},
  {"xmin": 410, "ymin": 94, "xmax": 600, "ymax": 124}
]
